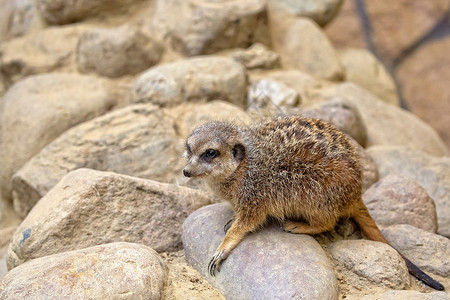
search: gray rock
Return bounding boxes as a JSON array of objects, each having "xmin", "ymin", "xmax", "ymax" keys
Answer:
[
  {"xmin": 368, "ymin": 146, "xmax": 450, "ymax": 237},
  {"xmin": 328, "ymin": 239, "xmax": 410, "ymax": 289},
  {"xmin": 338, "ymin": 48, "xmax": 400, "ymax": 106},
  {"xmin": 382, "ymin": 224, "xmax": 450, "ymax": 278},
  {"xmin": 149, "ymin": 0, "xmax": 269, "ymax": 56},
  {"xmin": 360, "ymin": 290, "xmax": 450, "ymax": 300},
  {"xmin": 247, "ymin": 79, "xmax": 300, "ymax": 112},
  {"xmin": 7, "ymin": 168, "xmax": 212, "ymax": 269},
  {"xmin": 313, "ymin": 83, "xmax": 448, "ymax": 156},
  {"xmin": 1, "ymin": 242, "xmax": 168, "ymax": 300},
  {"xmin": 230, "ymin": 43, "xmax": 280, "ymax": 70},
  {"xmin": 269, "ymin": 16, "xmax": 343, "ymax": 80},
  {"xmin": 363, "ymin": 174, "xmax": 438, "ymax": 232},
  {"xmin": 132, "ymin": 56, "xmax": 247, "ymax": 107},
  {"xmin": 182, "ymin": 203, "xmax": 339, "ymax": 300},
  {"xmin": 35, "ymin": 0, "xmax": 143, "ymax": 24},
  {"xmin": 77, "ymin": 24, "xmax": 163, "ymax": 78},
  {"xmin": 0, "ymin": 73, "xmax": 115, "ymax": 204},
  {"xmin": 0, "ymin": 24, "xmax": 89, "ymax": 85},
  {"xmin": 11, "ymin": 104, "xmax": 184, "ymax": 217},
  {"xmin": 267, "ymin": 0, "xmax": 344, "ymax": 27}
]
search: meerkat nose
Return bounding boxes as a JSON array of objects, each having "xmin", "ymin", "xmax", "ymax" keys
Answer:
[{"xmin": 183, "ymin": 169, "xmax": 192, "ymax": 177}]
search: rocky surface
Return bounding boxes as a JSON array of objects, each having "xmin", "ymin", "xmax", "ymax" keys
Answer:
[
  {"xmin": 360, "ymin": 290, "xmax": 450, "ymax": 300},
  {"xmin": 0, "ymin": 73, "xmax": 116, "ymax": 203},
  {"xmin": 132, "ymin": 56, "xmax": 247, "ymax": 107},
  {"xmin": 363, "ymin": 174, "xmax": 438, "ymax": 232},
  {"xmin": 368, "ymin": 146, "xmax": 450, "ymax": 238},
  {"xmin": 383, "ymin": 224, "xmax": 450, "ymax": 279},
  {"xmin": 8, "ymin": 168, "xmax": 212, "ymax": 268},
  {"xmin": 1, "ymin": 1, "xmax": 449, "ymax": 299},
  {"xmin": 182, "ymin": 203, "xmax": 339, "ymax": 300},
  {"xmin": 1, "ymin": 242, "xmax": 168, "ymax": 299},
  {"xmin": 77, "ymin": 24, "xmax": 163, "ymax": 77}
]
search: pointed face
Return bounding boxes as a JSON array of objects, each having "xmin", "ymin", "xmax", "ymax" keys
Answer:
[{"xmin": 183, "ymin": 123, "xmax": 245, "ymax": 182}]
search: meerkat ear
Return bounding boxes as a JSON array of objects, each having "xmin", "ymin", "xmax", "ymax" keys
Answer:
[{"xmin": 232, "ymin": 143, "xmax": 245, "ymax": 162}]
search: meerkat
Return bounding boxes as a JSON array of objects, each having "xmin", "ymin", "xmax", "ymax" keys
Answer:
[{"xmin": 183, "ymin": 116, "xmax": 444, "ymax": 291}]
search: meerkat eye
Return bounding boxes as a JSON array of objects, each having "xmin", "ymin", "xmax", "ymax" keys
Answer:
[{"xmin": 202, "ymin": 149, "xmax": 219, "ymax": 161}]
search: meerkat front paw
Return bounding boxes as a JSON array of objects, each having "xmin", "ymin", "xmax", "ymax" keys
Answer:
[{"xmin": 208, "ymin": 249, "xmax": 229, "ymax": 276}]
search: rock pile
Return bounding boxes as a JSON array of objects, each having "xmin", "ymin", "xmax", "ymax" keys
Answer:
[{"xmin": 0, "ymin": 0, "xmax": 449, "ymax": 299}]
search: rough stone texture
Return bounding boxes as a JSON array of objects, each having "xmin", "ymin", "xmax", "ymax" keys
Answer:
[
  {"xmin": 365, "ymin": 0, "xmax": 449, "ymax": 61},
  {"xmin": 313, "ymin": 83, "xmax": 448, "ymax": 156},
  {"xmin": 0, "ymin": 24, "xmax": 88, "ymax": 85},
  {"xmin": 397, "ymin": 37, "xmax": 450, "ymax": 151},
  {"xmin": 368, "ymin": 146, "xmax": 450, "ymax": 238},
  {"xmin": 35, "ymin": 0, "xmax": 143, "ymax": 25},
  {"xmin": 150, "ymin": 0, "xmax": 269, "ymax": 56},
  {"xmin": 182, "ymin": 203, "xmax": 339, "ymax": 300},
  {"xmin": 247, "ymin": 79, "xmax": 300, "ymax": 111},
  {"xmin": 267, "ymin": 0, "xmax": 344, "ymax": 27},
  {"xmin": 7, "ymin": 169, "xmax": 212, "ymax": 268},
  {"xmin": 132, "ymin": 56, "xmax": 247, "ymax": 107},
  {"xmin": 338, "ymin": 48, "xmax": 400, "ymax": 106},
  {"xmin": 329, "ymin": 239, "xmax": 410, "ymax": 289},
  {"xmin": 269, "ymin": 16, "xmax": 344, "ymax": 80},
  {"xmin": 249, "ymin": 69, "xmax": 324, "ymax": 107},
  {"xmin": 11, "ymin": 104, "xmax": 184, "ymax": 217},
  {"xmin": 168, "ymin": 100, "xmax": 253, "ymax": 140},
  {"xmin": 363, "ymin": 174, "xmax": 438, "ymax": 233},
  {"xmin": 230, "ymin": 43, "xmax": 280, "ymax": 70},
  {"xmin": 0, "ymin": 73, "xmax": 115, "ymax": 204},
  {"xmin": 382, "ymin": 224, "xmax": 450, "ymax": 278},
  {"xmin": 300, "ymin": 98, "xmax": 367, "ymax": 147},
  {"xmin": 354, "ymin": 141, "xmax": 379, "ymax": 192},
  {"xmin": 1, "ymin": 242, "xmax": 168, "ymax": 299},
  {"xmin": 77, "ymin": 24, "xmax": 163, "ymax": 78},
  {"xmin": 360, "ymin": 290, "xmax": 450, "ymax": 300},
  {"xmin": 0, "ymin": 0, "xmax": 14, "ymax": 42},
  {"xmin": 324, "ymin": 0, "xmax": 366, "ymax": 49}
]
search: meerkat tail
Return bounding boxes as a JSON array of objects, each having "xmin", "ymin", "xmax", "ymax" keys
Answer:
[{"xmin": 352, "ymin": 202, "xmax": 444, "ymax": 291}]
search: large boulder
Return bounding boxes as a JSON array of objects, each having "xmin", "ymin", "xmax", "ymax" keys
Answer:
[
  {"xmin": 149, "ymin": 0, "xmax": 269, "ymax": 56},
  {"xmin": 368, "ymin": 146, "xmax": 450, "ymax": 237},
  {"xmin": 77, "ymin": 24, "xmax": 163, "ymax": 78},
  {"xmin": 312, "ymin": 83, "xmax": 448, "ymax": 156},
  {"xmin": 11, "ymin": 104, "xmax": 184, "ymax": 217},
  {"xmin": 7, "ymin": 168, "xmax": 212, "ymax": 269},
  {"xmin": 0, "ymin": 73, "xmax": 116, "ymax": 203},
  {"xmin": 182, "ymin": 203, "xmax": 339, "ymax": 300},
  {"xmin": 132, "ymin": 56, "xmax": 247, "ymax": 107},
  {"xmin": 363, "ymin": 174, "xmax": 438, "ymax": 232},
  {"xmin": 1, "ymin": 242, "xmax": 168, "ymax": 299},
  {"xmin": 268, "ymin": 16, "xmax": 343, "ymax": 80}
]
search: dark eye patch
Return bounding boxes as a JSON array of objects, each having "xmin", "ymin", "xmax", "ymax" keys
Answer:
[
  {"xmin": 201, "ymin": 149, "xmax": 219, "ymax": 162},
  {"xmin": 185, "ymin": 143, "xmax": 192, "ymax": 155}
]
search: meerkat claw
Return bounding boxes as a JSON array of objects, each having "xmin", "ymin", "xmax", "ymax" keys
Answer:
[
  {"xmin": 208, "ymin": 250, "xmax": 226, "ymax": 276},
  {"xmin": 224, "ymin": 219, "xmax": 234, "ymax": 233}
]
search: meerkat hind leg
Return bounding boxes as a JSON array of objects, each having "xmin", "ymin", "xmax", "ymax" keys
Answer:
[{"xmin": 283, "ymin": 219, "xmax": 336, "ymax": 235}]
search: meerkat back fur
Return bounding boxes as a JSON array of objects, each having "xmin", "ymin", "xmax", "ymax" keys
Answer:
[{"xmin": 183, "ymin": 116, "xmax": 444, "ymax": 290}]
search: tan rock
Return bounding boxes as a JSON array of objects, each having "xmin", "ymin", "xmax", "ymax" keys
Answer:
[
  {"xmin": 324, "ymin": 0, "xmax": 366, "ymax": 49},
  {"xmin": 365, "ymin": 0, "xmax": 449, "ymax": 61},
  {"xmin": 329, "ymin": 240, "xmax": 410, "ymax": 289},
  {"xmin": 0, "ymin": 73, "xmax": 116, "ymax": 204},
  {"xmin": 77, "ymin": 24, "xmax": 163, "ymax": 78},
  {"xmin": 247, "ymin": 79, "xmax": 300, "ymax": 112},
  {"xmin": 7, "ymin": 168, "xmax": 212, "ymax": 268},
  {"xmin": 360, "ymin": 290, "xmax": 450, "ymax": 300},
  {"xmin": 230, "ymin": 43, "xmax": 280, "ymax": 70},
  {"xmin": 396, "ymin": 37, "xmax": 450, "ymax": 151},
  {"xmin": 312, "ymin": 83, "xmax": 448, "ymax": 156},
  {"xmin": 149, "ymin": 0, "xmax": 269, "ymax": 56},
  {"xmin": 35, "ymin": 0, "xmax": 144, "ymax": 25},
  {"xmin": 368, "ymin": 146, "xmax": 450, "ymax": 238},
  {"xmin": 363, "ymin": 174, "xmax": 438, "ymax": 233},
  {"xmin": 0, "ymin": 24, "xmax": 88, "ymax": 85},
  {"xmin": 1, "ymin": 242, "xmax": 168, "ymax": 299},
  {"xmin": 269, "ymin": 16, "xmax": 344, "ymax": 80},
  {"xmin": 11, "ymin": 104, "xmax": 184, "ymax": 217},
  {"xmin": 267, "ymin": 0, "xmax": 344, "ymax": 27},
  {"xmin": 339, "ymin": 48, "xmax": 399, "ymax": 106}
]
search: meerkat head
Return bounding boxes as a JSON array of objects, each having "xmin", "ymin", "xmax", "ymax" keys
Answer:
[{"xmin": 183, "ymin": 122, "xmax": 246, "ymax": 182}]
